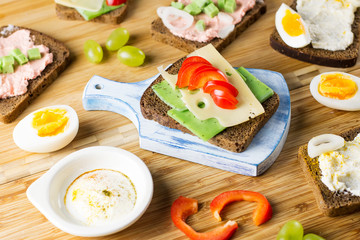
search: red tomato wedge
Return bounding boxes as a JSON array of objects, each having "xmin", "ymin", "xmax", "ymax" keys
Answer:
[
  {"xmin": 188, "ymin": 69, "xmax": 228, "ymax": 90},
  {"xmin": 176, "ymin": 62, "xmax": 210, "ymax": 88},
  {"xmin": 171, "ymin": 196, "xmax": 238, "ymax": 240},
  {"xmin": 210, "ymin": 190, "xmax": 273, "ymax": 226},
  {"xmin": 203, "ymin": 80, "xmax": 239, "ymax": 97},
  {"xmin": 210, "ymin": 89, "xmax": 238, "ymax": 109},
  {"xmin": 106, "ymin": 0, "xmax": 126, "ymax": 6}
]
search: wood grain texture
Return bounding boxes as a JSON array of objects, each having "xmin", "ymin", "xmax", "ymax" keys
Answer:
[{"xmin": 1, "ymin": 0, "xmax": 360, "ymax": 239}]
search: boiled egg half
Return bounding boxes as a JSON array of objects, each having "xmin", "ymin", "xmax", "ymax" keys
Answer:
[
  {"xmin": 275, "ymin": 3, "xmax": 311, "ymax": 48},
  {"xmin": 310, "ymin": 72, "xmax": 360, "ymax": 111},
  {"xmin": 13, "ymin": 105, "xmax": 79, "ymax": 153}
]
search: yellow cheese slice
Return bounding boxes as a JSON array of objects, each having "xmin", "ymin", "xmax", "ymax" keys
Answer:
[
  {"xmin": 158, "ymin": 44, "xmax": 265, "ymax": 127},
  {"xmin": 55, "ymin": 0, "xmax": 103, "ymax": 11}
]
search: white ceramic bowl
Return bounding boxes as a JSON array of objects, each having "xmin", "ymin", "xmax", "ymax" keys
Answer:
[{"xmin": 26, "ymin": 146, "xmax": 153, "ymax": 237}]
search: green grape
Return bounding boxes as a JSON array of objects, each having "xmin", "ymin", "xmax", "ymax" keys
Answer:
[
  {"xmin": 84, "ymin": 40, "xmax": 103, "ymax": 63},
  {"xmin": 303, "ymin": 233, "xmax": 326, "ymax": 240},
  {"xmin": 117, "ymin": 46, "xmax": 145, "ymax": 67},
  {"xmin": 105, "ymin": 28, "xmax": 130, "ymax": 51},
  {"xmin": 277, "ymin": 220, "xmax": 304, "ymax": 240}
]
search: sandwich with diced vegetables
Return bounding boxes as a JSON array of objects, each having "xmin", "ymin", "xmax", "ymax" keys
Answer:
[{"xmin": 151, "ymin": 0, "xmax": 266, "ymax": 52}]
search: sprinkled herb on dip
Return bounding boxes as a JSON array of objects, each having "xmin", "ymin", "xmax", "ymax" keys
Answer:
[{"xmin": 65, "ymin": 169, "xmax": 137, "ymax": 226}]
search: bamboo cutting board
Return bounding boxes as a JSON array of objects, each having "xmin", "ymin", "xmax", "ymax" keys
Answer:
[{"xmin": 1, "ymin": 0, "xmax": 360, "ymax": 239}]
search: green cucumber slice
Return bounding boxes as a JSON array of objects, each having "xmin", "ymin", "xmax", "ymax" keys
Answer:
[
  {"xmin": 237, "ymin": 67, "xmax": 274, "ymax": 103},
  {"xmin": 10, "ymin": 48, "xmax": 28, "ymax": 65},
  {"xmin": 195, "ymin": 20, "xmax": 206, "ymax": 31},
  {"xmin": 27, "ymin": 48, "xmax": 41, "ymax": 60},
  {"xmin": 152, "ymin": 80, "xmax": 187, "ymax": 111},
  {"xmin": 168, "ymin": 109, "xmax": 226, "ymax": 141},
  {"xmin": 184, "ymin": 2, "xmax": 202, "ymax": 15},
  {"xmin": 218, "ymin": 0, "xmax": 226, "ymax": 9},
  {"xmin": 204, "ymin": 2, "xmax": 219, "ymax": 18},
  {"xmin": 76, "ymin": 2, "xmax": 124, "ymax": 21},
  {"xmin": 193, "ymin": 0, "xmax": 210, "ymax": 9},
  {"xmin": 224, "ymin": 0, "xmax": 236, "ymax": 13},
  {"xmin": 171, "ymin": 1, "xmax": 184, "ymax": 10}
]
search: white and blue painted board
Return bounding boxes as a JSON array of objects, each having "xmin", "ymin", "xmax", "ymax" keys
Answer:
[{"xmin": 82, "ymin": 68, "xmax": 291, "ymax": 176}]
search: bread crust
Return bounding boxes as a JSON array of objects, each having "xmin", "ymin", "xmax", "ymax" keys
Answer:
[
  {"xmin": 150, "ymin": 0, "xmax": 267, "ymax": 52},
  {"xmin": 0, "ymin": 26, "xmax": 70, "ymax": 124},
  {"xmin": 140, "ymin": 57, "xmax": 280, "ymax": 153},
  {"xmin": 298, "ymin": 127, "xmax": 360, "ymax": 216},
  {"xmin": 269, "ymin": 0, "xmax": 360, "ymax": 68},
  {"xmin": 55, "ymin": 0, "xmax": 130, "ymax": 25}
]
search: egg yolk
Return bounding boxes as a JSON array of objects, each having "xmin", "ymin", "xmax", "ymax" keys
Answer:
[
  {"xmin": 282, "ymin": 9, "xmax": 305, "ymax": 37},
  {"xmin": 318, "ymin": 73, "xmax": 358, "ymax": 100},
  {"xmin": 32, "ymin": 108, "xmax": 69, "ymax": 137}
]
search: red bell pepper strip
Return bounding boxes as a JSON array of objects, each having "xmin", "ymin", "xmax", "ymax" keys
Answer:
[
  {"xmin": 171, "ymin": 196, "xmax": 238, "ymax": 240},
  {"xmin": 210, "ymin": 190, "xmax": 272, "ymax": 226}
]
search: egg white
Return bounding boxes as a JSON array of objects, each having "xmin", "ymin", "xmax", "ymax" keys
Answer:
[
  {"xmin": 275, "ymin": 3, "xmax": 311, "ymax": 48},
  {"xmin": 310, "ymin": 72, "xmax": 360, "ymax": 111},
  {"xmin": 13, "ymin": 105, "xmax": 79, "ymax": 153}
]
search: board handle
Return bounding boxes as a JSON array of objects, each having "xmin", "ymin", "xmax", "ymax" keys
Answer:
[{"xmin": 82, "ymin": 75, "xmax": 155, "ymax": 130}]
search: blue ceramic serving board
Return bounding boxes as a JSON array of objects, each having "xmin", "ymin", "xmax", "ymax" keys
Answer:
[{"xmin": 82, "ymin": 68, "xmax": 291, "ymax": 176}]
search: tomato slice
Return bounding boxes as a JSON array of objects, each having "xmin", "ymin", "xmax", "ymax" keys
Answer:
[
  {"xmin": 176, "ymin": 62, "xmax": 209, "ymax": 88},
  {"xmin": 106, "ymin": 0, "xmax": 126, "ymax": 6},
  {"xmin": 210, "ymin": 89, "xmax": 238, "ymax": 109},
  {"xmin": 188, "ymin": 69, "xmax": 228, "ymax": 90},
  {"xmin": 203, "ymin": 80, "xmax": 239, "ymax": 97}
]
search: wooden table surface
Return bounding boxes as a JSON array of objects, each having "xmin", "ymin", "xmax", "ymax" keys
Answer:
[{"xmin": 1, "ymin": 0, "xmax": 360, "ymax": 239}]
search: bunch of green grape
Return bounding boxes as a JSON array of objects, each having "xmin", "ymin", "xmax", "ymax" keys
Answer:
[
  {"xmin": 84, "ymin": 28, "xmax": 145, "ymax": 67},
  {"xmin": 277, "ymin": 220, "xmax": 325, "ymax": 240}
]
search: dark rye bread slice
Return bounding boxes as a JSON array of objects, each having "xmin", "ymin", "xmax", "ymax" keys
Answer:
[
  {"xmin": 270, "ymin": 0, "xmax": 360, "ymax": 68},
  {"xmin": 140, "ymin": 57, "xmax": 280, "ymax": 153},
  {"xmin": 150, "ymin": 0, "xmax": 266, "ymax": 52},
  {"xmin": 0, "ymin": 25, "xmax": 70, "ymax": 124},
  {"xmin": 298, "ymin": 126, "xmax": 360, "ymax": 216},
  {"xmin": 55, "ymin": 0, "xmax": 130, "ymax": 24}
]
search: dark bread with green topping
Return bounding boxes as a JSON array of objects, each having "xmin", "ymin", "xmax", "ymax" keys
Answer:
[
  {"xmin": 140, "ymin": 57, "xmax": 279, "ymax": 153},
  {"xmin": 298, "ymin": 127, "xmax": 360, "ymax": 216},
  {"xmin": 269, "ymin": 0, "xmax": 360, "ymax": 68},
  {"xmin": 150, "ymin": 0, "xmax": 266, "ymax": 52},
  {"xmin": 55, "ymin": 0, "xmax": 130, "ymax": 24},
  {"xmin": 0, "ymin": 25, "xmax": 70, "ymax": 124}
]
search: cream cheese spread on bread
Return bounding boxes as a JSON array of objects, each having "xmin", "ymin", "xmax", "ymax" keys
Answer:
[
  {"xmin": 319, "ymin": 133, "xmax": 360, "ymax": 196},
  {"xmin": 0, "ymin": 29, "xmax": 53, "ymax": 99},
  {"xmin": 297, "ymin": 0, "xmax": 360, "ymax": 51}
]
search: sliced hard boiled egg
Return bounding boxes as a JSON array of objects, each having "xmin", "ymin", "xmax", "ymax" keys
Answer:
[
  {"xmin": 307, "ymin": 134, "xmax": 345, "ymax": 158},
  {"xmin": 275, "ymin": 3, "xmax": 311, "ymax": 48},
  {"xmin": 13, "ymin": 105, "xmax": 79, "ymax": 153},
  {"xmin": 310, "ymin": 72, "xmax": 360, "ymax": 111}
]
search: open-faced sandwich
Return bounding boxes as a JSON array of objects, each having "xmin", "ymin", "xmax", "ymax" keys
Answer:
[
  {"xmin": 55, "ymin": 0, "xmax": 130, "ymax": 24},
  {"xmin": 270, "ymin": 0, "xmax": 360, "ymax": 68},
  {"xmin": 151, "ymin": 0, "xmax": 267, "ymax": 52},
  {"xmin": 0, "ymin": 25, "xmax": 70, "ymax": 123},
  {"xmin": 140, "ymin": 44, "xmax": 279, "ymax": 153},
  {"xmin": 298, "ymin": 127, "xmax": 360, "ymax": 216}
]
